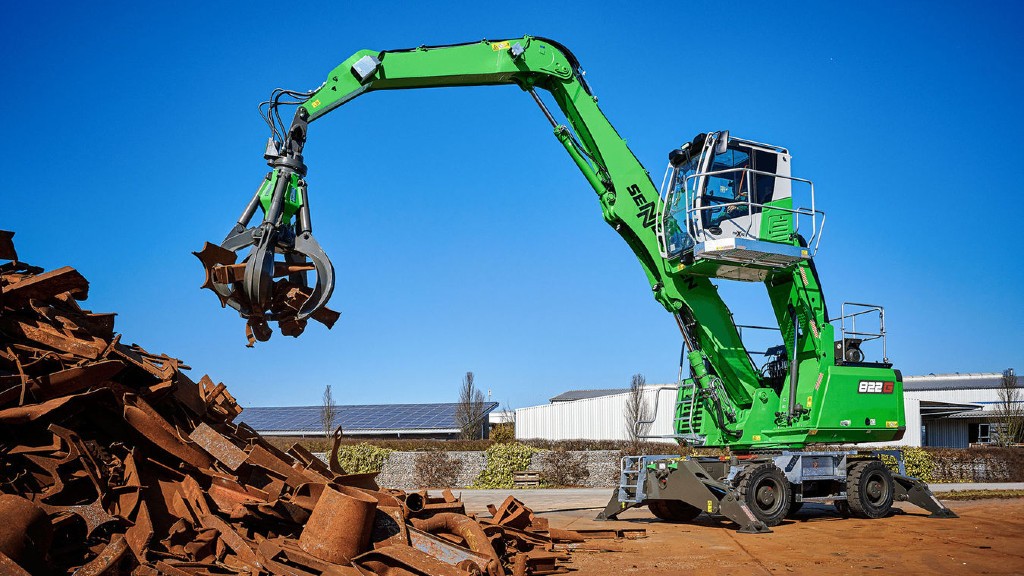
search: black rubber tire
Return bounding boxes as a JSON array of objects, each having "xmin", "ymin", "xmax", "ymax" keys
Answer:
[
  {"xmin": 736, "ymin": 462, "xmax": 792, "ymax": 527},
  {"xmin": 787, "ymin": 500, "xmax": 804, "ymax": 518},
  {"xmin": 834, "ymin": 500, "xmax": 851, "ymax": 517},
  {"xmin": 846, "ymin": 460, "xmax": 895, "ymax": 519},
  {"xmin": 648, "ymin": 499, "xmax": 702, "ymax": 522}
]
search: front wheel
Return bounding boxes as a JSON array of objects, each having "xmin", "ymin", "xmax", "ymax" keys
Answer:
[
  {"xmin": 648, "ymin": 499, "xmax": 702, "ymax": 522},
  {"xmin": 847, "ymin": 460, "xmax": 895, "ymax": 519},
  {"xmin": 736, "ymin": 462, "xmax": 792, "ymax": 527}
]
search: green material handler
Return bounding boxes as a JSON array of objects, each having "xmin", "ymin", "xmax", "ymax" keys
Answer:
[{"xmin": 197, "ymin": 37, "xmax": 957, "ymax": 532}]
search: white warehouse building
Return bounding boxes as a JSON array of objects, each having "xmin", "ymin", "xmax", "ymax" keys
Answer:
[{"xmin": 515, "ymin": 372, "xmax": 1018, "ymax": 448}]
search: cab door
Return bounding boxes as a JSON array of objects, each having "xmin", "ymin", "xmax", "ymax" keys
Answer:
[{"xmin": 692, "ymin": 143, "xmax": 791, "ymax": 244}]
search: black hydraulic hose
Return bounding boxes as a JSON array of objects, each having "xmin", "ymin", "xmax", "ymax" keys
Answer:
[{"xmin": 711, "ymin": 391, "xmax": 741, "ymax": 438}]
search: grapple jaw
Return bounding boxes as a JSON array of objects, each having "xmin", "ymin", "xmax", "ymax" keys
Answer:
[{"xmin": 196, "ymin": 163, "xmax": 339, "ymax": 346}]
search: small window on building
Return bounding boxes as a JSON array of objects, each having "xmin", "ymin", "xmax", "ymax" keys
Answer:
[{"xmin": 978, "ymin": 423, "xmax": 992, "ymax": 444}]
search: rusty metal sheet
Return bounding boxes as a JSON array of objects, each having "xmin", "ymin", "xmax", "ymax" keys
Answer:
[
  {"xmin": 0, "ymin": 388, "xmax": 108, "ymax": 424},
  {"xmin": 287, "ymin": 442, "xmax": 334, "ymax": 482},
  {"xmin": 198, "ymin": 375, "xmax": 242, "ymax": 423},
  {"xmin": 212, "ymin": 261, "xmax": 315, "ymax": 285},
  {"xmin": 0, "ymin": 495, "xmax": 52, "ymax": 574},
  {"xmin": 0, "ymin": 552, "xmax": 31, "ymax": 576},
  {"xmin": 1, "ymin": 265, "xmax": 88, "ymax": 306},
  {"xmin": 32, "ymin": 359, "xmax": 123, "ymax": 400},
  {"xmin": 490, "ymin": 496, "xmax": 535, "ymax": 530},
  {"xmin": 73, "ymin": 533, "xmax": 133, "ymax": 575},
  {"xmin": 125, "ymin": 500, "xmax": 154, "ymax": 561},
  {"xmin": 244, "ymin": 444, "xmax": 307, "ymax": 489},
  {"xmin": 0, "ymin": 230, "xmax": 16, "ymax": 261},
  {"xmin": 207, "ymin": 476, "xmax": 271, "ymax": 513},
  {"xmin": 8, "ymin": 318, "xmax": 105, "ymax": 359},
  {"xmin": 407, "ymin": 526, "xmax": 490, "ymax": 575},
  {"xmin": 355, "ymin": 545, "xmax": 474, "ymax": 576},
  {"xmin": 189, "ymin": 422, "xmax": 247, "ymax": 471},
  {"xmin": 198, "ymin": 513, "xmax": 260, "ymax": 570},
  {"xmin": 371, "ymin": 505, "xmax": 410, "ymax": 549},
  {"xmin": 122, "ymin": 393, "xmax": 213, "ymax": 470}
]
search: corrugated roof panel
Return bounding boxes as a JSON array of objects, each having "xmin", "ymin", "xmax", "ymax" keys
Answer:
[
  {"xmin": 549, "ymin": 388, "xmax": 630, "ymax": 402},
  {"xmin": 903, "ymin": 372, "xmax": 1010, "ymax": 391},
  {"xmin": 239, "ymin": 402, "xmax": 498, "ymax": 433}
]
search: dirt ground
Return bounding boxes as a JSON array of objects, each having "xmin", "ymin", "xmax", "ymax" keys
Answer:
[{"xmin": 532, "ymin": 498, "xmax": 1024, "ymax": 575}]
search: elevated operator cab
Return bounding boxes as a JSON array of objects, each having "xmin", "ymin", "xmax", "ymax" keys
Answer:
[{"xmin": 658, "ymin": 131, "xmax": 824, "ymax": 281}]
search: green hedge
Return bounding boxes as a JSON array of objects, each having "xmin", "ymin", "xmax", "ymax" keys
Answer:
[
  {"xmin": 336, "ymin": 442, "xmax": 394, "ymax": 473},
  {"xmin": 471, "ymin": 442, "xmax": 540, "ymax": 489}
]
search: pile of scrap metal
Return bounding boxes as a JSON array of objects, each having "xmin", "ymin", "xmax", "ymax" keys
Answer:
[{"xmin": 0, "ymin": 231, "xmax": 596, "ymax": 575}]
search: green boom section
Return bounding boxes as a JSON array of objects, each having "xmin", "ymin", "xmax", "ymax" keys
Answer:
[
  {"xmin": 300, "ymin": 37, "xmax": 759, "ymax": 405},
  {"xmin": 297, "ymin": 36, "xmax": 904, "ymax": 449}
]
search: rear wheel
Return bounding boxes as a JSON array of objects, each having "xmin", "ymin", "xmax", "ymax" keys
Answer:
[
  {"xmin": 648, "ymin": 499, "xmax": 702, "ymax": 522},
  {"xmin": 736, "ymin": 462, "xmax": 792, "ymax": 527},
  {"xmin": 847, "ymin": 460, "xmax": 894, "ymax": 519},
  {"xmin": 787, "ymin": 500, "xmax": 804, "ymax": 518}
]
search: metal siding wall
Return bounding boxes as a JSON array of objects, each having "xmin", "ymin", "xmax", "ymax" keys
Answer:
[
  {"xmin": 515, "ymin": 388, "xmax": 677, "ymax": 441},
  {"xmin": 924, "ymin": 419, "xmax": 969, "ymax": 448}
]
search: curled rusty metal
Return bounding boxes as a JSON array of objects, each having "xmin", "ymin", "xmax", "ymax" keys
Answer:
[
  {"xmin": 410, "ymin": 513, "xmax": 502, "ymax": 576},
  {"xmin": 0, "ymin": 495, "xmax": 52, "ymax": 575}
]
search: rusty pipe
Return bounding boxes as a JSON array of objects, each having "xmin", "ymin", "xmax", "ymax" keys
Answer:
[
  {"xmin": 409, "ymin": 513, "xmax": 503, "ymax": 576},
  {"xmin": 299, "ymin": 485, "xmax": 378, "ymax": 564}
]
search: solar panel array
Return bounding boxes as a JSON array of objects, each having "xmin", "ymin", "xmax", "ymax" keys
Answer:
[{"xmin": 239, "ymin": 402, "xmax": 499, "ymax": 433}]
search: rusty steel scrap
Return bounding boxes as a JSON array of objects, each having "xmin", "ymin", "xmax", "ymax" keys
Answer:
[{"xmin": 0, "ymin": 231, "xmax": 634, "ymax": 575}]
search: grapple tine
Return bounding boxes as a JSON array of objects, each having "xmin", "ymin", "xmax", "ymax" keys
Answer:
[
  {"xmin": 291, "ymin": 232, "xmax": 335, "ymax": 321},
  {"xmin": 242, "ymin": 224, "xmax": 278, "ymax": 312}
]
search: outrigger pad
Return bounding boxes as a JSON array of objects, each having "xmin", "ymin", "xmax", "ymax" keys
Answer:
[{"xmin": 893, "ymin": 474, "xmax": 959, "ymax": 518}]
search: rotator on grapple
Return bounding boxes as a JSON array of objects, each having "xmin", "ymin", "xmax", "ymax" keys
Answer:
[{"xmin": 195, "ymin": 89, "xmax": 338, "ymax": 345}]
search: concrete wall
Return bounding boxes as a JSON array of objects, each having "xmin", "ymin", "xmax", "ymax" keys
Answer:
[{"xmin": 373, "ymin": 450, "xmax": 621, "ymax": 490}]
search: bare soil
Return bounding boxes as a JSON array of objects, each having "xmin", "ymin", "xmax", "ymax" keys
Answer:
[{"xmin": 543, "ymin": 498, "xmax": 1024, "ymax": 575}]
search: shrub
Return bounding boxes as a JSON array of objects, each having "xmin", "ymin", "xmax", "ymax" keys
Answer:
[
  {"xmin": 413, "ymin": 451, "xmax": 463, "ymax": 488},
  {"xmin": 472, "ymin": 442, "xmax": 540, "ymax": 489},
  {"xmin": 902, "ymin": 447, "xmax": 935, "ymax": 482},
  {"xmin": 537, "ymin": 449, "xmax": 589, "ymax": 487},
  {"xmin": 490, "ymin": 424, "xmax": 515, "ymax": 444},
  {"xmin": 337, "ymin": 442, "xmax": 393, "ymax": 473},
  {"xmin": 925, "ymin": 447, "xmax": 1024, "ymax": 483}
]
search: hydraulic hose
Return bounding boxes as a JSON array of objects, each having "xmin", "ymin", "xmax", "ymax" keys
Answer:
[{"xmin": 687, "ymin": 350, "xmax": 742, "ymax": 439}]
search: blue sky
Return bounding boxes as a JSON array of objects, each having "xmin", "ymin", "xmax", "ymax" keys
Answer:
[{"xmin": 3, "ymin": 2, "xmax": 1021, "ymax": 410}]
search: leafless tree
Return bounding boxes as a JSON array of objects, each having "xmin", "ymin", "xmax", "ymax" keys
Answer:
[
  {"xmin": 321, "ymin": 384, "xmax": 337, "ymax": 439},
  {"xmin": 625, "ymin": 373, "xmax": 652, "ymax": 442},
  {"xmin": 455, "ymin": 372, "xmax": 486, "ymax": 439},
  {"xmin": 996, "ymin": 368, "xmax": 1023, "ymax": 446}
]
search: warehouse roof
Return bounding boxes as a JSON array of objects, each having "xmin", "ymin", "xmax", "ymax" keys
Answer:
[
  {"xmin": 903, "ymin": 372, "xmax": 1013, "ymax": 391},
  {"xmin": 239, "ymin": 402, "xmax": 498, "ymax": 436},
  {"xmin": 549, "ymin": 388, "xmax": 629, "ymax": 402},
  {"xmin": 547, "ymin": 372, "xmax": 1017, "ymax": 403}
]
